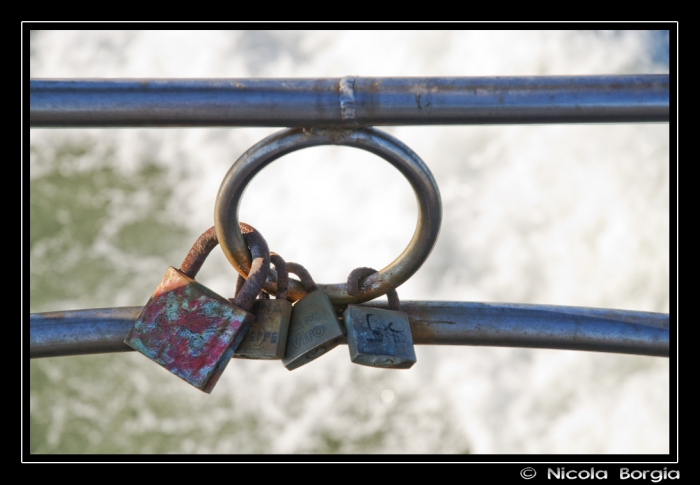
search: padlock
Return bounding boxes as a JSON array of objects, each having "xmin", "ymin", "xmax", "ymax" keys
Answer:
[
  {"xmin": 124, "ymin": 223, "xmax": 270, "ymax": 393},
  {"xmin": 233, "ymin": 252, "xmax": 292, "ymax": 360},
  {"xmin": 282, "ymin": 262, "xmax": 345, "ymax": 371},
  {"xmin": 343, "ymin": 267, "xmax": 417, "ymax": 369}
]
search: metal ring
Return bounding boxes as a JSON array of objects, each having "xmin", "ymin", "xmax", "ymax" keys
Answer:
[{"xmin": 214, "ymin": 127, "xmax": 442, "ymax": 305}]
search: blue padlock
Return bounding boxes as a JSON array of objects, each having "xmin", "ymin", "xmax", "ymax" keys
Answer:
[{"xmin": 343, "ymin": 267, "xmax": 417, "ymax": 369}]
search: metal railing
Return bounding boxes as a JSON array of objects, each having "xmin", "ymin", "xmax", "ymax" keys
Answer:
[
  {"xmin": 30, "ymin": 75, "xmax": 669, "ymax": 127},
  {"xmin": 28, "ymin": 75, "xmax": 671, "ymax": 359},
  {"xmin": 30, "ymin": 302, "xmax": 669, "ymax": 359}
]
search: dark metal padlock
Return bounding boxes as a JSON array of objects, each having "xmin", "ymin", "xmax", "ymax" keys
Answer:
[
  {"xmin": 124, "ymin": 224, "xmax": 270, "ymax": 393},
  {"xmin": 282, "ymin": 262, "xmax": 345, "ymax": 371},
  {"xmin": 233, "ymin": 252, "xmax": 292, "ymax": 360},
  {"xmin": 343, "ymin": 267, "xmax": 417, "ymax": 369}
]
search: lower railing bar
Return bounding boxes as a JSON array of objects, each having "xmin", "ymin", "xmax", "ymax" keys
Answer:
[{"xmin": 29, "ymin": 301, "xmax": 669, "ymax": 359}]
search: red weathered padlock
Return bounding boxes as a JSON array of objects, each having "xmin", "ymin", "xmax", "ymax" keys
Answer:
[{"xmin": 124, "ymin": 223, "xmax": 270, "ymax": 393}]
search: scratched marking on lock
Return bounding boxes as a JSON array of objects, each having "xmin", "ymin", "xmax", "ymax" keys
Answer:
[
  {"xmin": 125, "ymin": 267, "xmax": 253, "ymax": 392},
  {"xmin": 344, "ymin": 306, "xmax": 416, "ymax": 369},
  {"xmin": 283, "ymin": 290, "xmax": 344, "ymax": 370},
  {"xmin": 233, "ymin": 299, "xmax": 291, "ymax": 359}
]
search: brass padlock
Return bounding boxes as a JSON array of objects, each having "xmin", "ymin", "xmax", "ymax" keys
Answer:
[
  {"xmin": 282, "ymin": 262, "xmax": 345, "ymax": 371},
  {"xmin": 124, "ymin": 223, "xmax": 270, "ymax": 393},
  {"xmin": 233, "ymin": 252, "xmax": 292, "ymax": 360},
  {"xmin": 343, "ymin": 267, "xmax": 417, "ymax": 369}
]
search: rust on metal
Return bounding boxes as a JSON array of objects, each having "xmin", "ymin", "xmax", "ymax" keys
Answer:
[
  {"xmin": 286, "ymin": 262, "xmax": 318, "ymax": 292},
  {"xmin": 124, "ymin": 223, "xmax": 270, "ymax": 393},
  {"xmin": 346, "ymin": 267, "xmax": 400, "ymax": 310},
  {"xmin": 124, "ymin": 266, "xmax": 254, "ymax": 393},
  {"xmin": 234, "ymin": 254, "xmax": 285, "ymax": 301},
  {"xmin": 339, "ymin": 76, "xmax": 357, "ymax": 121},
  {"xmin": 234, "ymin": 251, "xmax": 291, "ymax": 360},
  {"xmin": 234, "ymin": 274, "xmax": 246, "ymax": 299},
  {"xmin": 179, "ymin": 226, "xmax": 219, "ymax": 278},
  {"xmin": 232, "ymin": 223, "xmax": 270, "ymax": 310},
  {"xmin": 270, "ymin": 252, "xmax": 289, "ymax": 300}
]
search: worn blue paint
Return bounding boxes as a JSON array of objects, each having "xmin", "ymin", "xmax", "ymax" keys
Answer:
[{"xmin": 124, "ymin": 267, "xmax": 254, "ymax": 393}]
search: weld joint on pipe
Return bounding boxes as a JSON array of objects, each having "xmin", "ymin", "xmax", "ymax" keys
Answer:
[{"xmin": 339, "ymin": 76, "xmax": 356, "ymax": 121}]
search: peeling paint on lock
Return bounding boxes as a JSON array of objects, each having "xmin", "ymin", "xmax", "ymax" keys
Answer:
[
  {"xmin": 124, "ymin": 223, "xmax": 270, "ymax": 394},
  {"xmin": 125, "ymin": 266, "xmax": 254, "ymax": 393}
]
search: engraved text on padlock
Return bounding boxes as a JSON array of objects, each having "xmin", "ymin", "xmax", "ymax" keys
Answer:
[
  {"xmin": 234, "ymin": 252, "xmax": 292, "ymax": 360},
  {"xmin": 343, "ymin": 267, "xmax": 417, "ymax": 369},
  {"xmin": 282, "ymin": 263, "xmax": 345, "ymax": 371},
  {"xmin": 344, "ymin": 306, "xmax": 416, "ymax": 369}
]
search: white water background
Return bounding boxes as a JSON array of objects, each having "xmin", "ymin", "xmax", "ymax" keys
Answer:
[{"xmin": 28, "ymin": 30, "xmax": 670, "ymax": 454}]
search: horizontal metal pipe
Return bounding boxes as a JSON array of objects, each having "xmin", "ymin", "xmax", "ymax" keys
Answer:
[
  {"xmin": 30, "ymin": 307, "xmax": 140, "ymax": 358},
  {"xmin": 29, "ymin": 302, "xmax": 669, "ymax": 359},
  {"xmin": 30, "ymin": 75, "xmax": 669, "ymax": 127}
]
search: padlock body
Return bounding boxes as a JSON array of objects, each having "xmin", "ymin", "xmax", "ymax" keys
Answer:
[
  {"xmin": 125, "ymin": 266, "xmax": 254, "ymax": 393},
  {"xmin": 233, "ymin": 298, "xmax": 292, "ymax": 360},
  {"xmin": 283, "ymin": 289, "xmax": 345, "ymax": 370},
  {"xmin": 343, "ymin": 305, "xmax": 416, "ymax": 369}
]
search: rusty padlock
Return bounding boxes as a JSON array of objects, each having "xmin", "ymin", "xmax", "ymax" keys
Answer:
[
  {"xmin": 233, "ymin": 252, "xmax": 292, "ymax": 360},
  {"xmin": 343, "ymin": 267, "xmax": 417, "ymax": 369},
  {"xmin": 282, "ymin": 262, "xmax": 345, "ymax": 371},
  {"xmin": 124, "ymin": 223, "xmax": 270, "ymax": 393}
]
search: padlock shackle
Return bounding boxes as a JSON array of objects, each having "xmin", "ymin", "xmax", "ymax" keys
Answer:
[
  {"xmin": 233, "ymin": 223, "xmax": 271, "ymax": 310},
  {"xmin": 234, "ymin": 274, "xmax": 246, "ymax": 297},
  {"xmin": 234, "ymin": 245, "xmax": 285, "ymax": 302},
  {"xmin": 270, "ymin": 252, "xmax": 289, "ymax": 300},
  {"xmin": 179, "ymin": 227, "xmax": 219, "ymax": 279},
  {"xmin": 286, "ymin": 262, "xmax": 318, "ymax": 293},
  {"xmin": 182, "ymin": 225, "xmax": 270, "ymax": 309},
  {"xmin": 347, "ymin": 267, "xmax": 400, "ymax": 311}
]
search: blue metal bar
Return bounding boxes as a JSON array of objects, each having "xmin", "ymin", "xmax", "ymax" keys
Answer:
[
  {"xmin": 29, "ymin": 302, "xmax": 669, "ymax": 359},
  {"xmin": 29, "ymin": 75, "xmax": 669, "ymax": 127}
]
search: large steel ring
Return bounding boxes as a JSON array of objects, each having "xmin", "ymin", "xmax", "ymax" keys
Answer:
[{"xmin": 215, "ymin": 127, "xmax": 442, "ymax": 305}]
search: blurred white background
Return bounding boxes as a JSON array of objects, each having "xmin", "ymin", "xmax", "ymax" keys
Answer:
[{"xmin": 29, "ymin": 30, "xmax": 670, "ymax": 454}]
